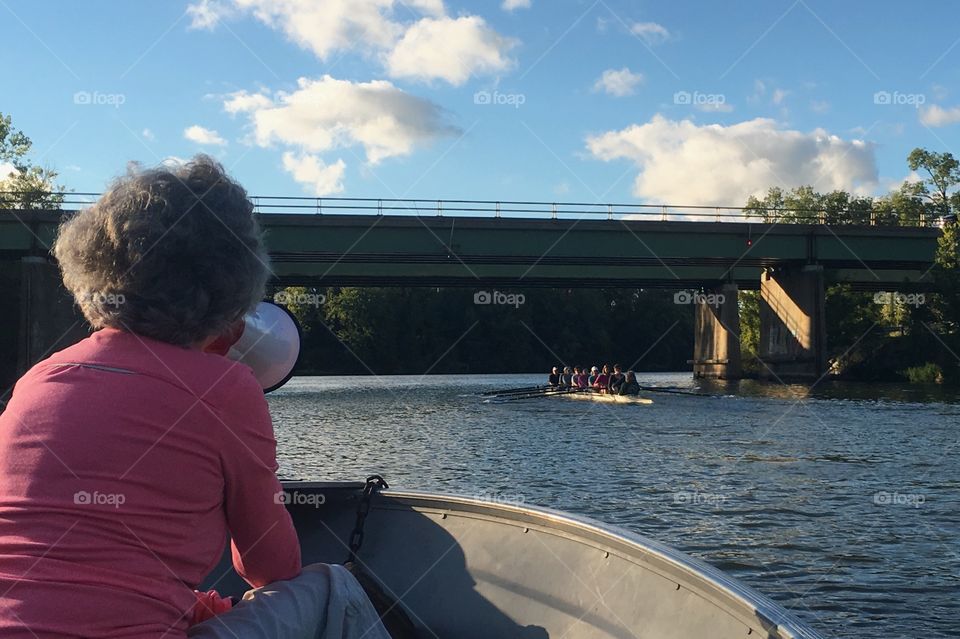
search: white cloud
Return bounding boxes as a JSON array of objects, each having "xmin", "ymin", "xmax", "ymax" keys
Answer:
[
  {"xmin": 502, "ymin": 0, "xmax": 531, "ymax": 10},
  {"xmin": 771, "ymin": 88, "xmax": 789, "ymax": 105},
  {"xmin": 919, "ymin": 104, "xmax": 960, "ymax": 127},
  {"xmin": 386, "ymin": 16, "xmax": 515, "ymax": 85},
  {"xmin": 229, "ymin": 0, "xmax": 401, "ymax": 59},
  {"xmin": 586, "ymin": 115, "xmax": 878, "ymax": 206},
  {"xmin": 226, "ymin": 75, "xmax": 459, "ymax": 164},
  {"xmin": 747, "ymin": 79, "xmax": 766, "ymax": 104},
  {"xmin": 407, "ymin": 0, "xmax": 445, "ymax": 15},
  {"xmin": 224, "ymin": 91, "xmax": 273, "ymax": 115},
  {"xmin": 592, "ymin": 67, "xmax": 644, "ymax": 97},
  {"xmin": 810, "ymin": 100, "xmax": 830, "ymax": 114},
  {"xmin": 161, "ymin": 156, "xmax": 188, "ymax": 167},
  {"xmin": 0, "ymin": 162, "xmax": 16, "ymax": 180},
  {"xmin": 190, "ymin": 0, "xmax": 514, "ymax": 86},
  {"xmin": 184, "ymin": 125, "xmax": 227, "ymax": 146},
  {"xmin": 282, "ymin": 152, "xmax": 346, "ymax": 195},
  {"xmin": 142, "ymin": 128, "xmax": 155, "ymax": 141},
  {"xmin": 630, "ymin": 21, "xmax": 669, "ymax": 45},
  {"xmin": 696, "ymin": 101, "xmax": 734, "ymax": 113},
  {"xmin": 187, "ymin": 0, "xmax": 231, "ymax": 29}
]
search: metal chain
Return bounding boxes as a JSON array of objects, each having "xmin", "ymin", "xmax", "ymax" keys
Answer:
[{"xmin": 345, "ymin": 475, "xmax": 389, "ymax": 564}]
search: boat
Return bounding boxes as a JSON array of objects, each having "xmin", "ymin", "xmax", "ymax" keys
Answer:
[
  {"xmin": 202, "ymin": 481, "xmax": 822, "ymax": 638},
  {"xmin": 559, "ymin": 390, "xmax": 653, "ymax": 405}
]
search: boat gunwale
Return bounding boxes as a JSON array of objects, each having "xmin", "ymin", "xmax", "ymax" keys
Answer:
[{"xmin": 282, "ymin": 481, "xmax": 822, "ymax": 639}]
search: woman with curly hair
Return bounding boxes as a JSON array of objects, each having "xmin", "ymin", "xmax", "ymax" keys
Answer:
[{"xmin": 0, "ymin": 157, "xmax": 389, "ymax": 639}]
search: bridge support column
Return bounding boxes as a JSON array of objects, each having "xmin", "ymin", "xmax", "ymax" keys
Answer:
[
  {"xmin": 17, "ymin": 257, "xmax": 87, "ymax": 380},
  {"xmin": 692, "ymin": 283, "xmax": 742, "ymax": 379},
  {"xmin": 758, "ymin": 266, "xmax": 827, "ymax": 381}
]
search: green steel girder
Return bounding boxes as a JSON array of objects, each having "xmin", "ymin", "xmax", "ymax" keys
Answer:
[{"xmin": 0, "ymin": 211, "xmax": 940, "ymax": 289}]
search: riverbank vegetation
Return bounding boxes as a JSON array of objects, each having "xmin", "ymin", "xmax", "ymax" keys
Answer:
[{"xmin": 273, "ymin": 287, "xmax": 694, "ymax": 374}]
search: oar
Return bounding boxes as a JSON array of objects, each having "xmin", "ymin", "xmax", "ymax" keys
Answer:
[
  {"xmin": 493, "ymin": 387, "xmax": 589, "ymax": 402},
  {"xmin": 494, "ymin": 385, "xmax": 581, "ymax": 397},
  {"xmin": 482, "ymin": 384, "xmax": 547, "ymax": 396}
]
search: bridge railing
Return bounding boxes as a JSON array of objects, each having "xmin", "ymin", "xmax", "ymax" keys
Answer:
[{"xmin": 1, "ymin": 192, "xmax": 945, "ymax": 227}]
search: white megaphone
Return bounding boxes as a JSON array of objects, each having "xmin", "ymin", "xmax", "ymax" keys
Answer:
[{"xmin": 206, "ymin": 301, "xmax": 302, "ymax": 393}]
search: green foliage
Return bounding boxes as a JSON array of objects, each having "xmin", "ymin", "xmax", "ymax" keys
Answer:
[
  {"xmin": 0, "ymin": 112, "xmax": 64, "ymax": 210},
  {"xmin": 901, "ymin": 362, "xmax": 944, "ymax": 384},
  {"xmin": 825, "ymin": 284, "xmax": 883, "ymax": 366},
  {"xmin": 744, "ymin": 186, "xmax": 876, "ymax": 225},
  {"xmin": 738, "ymin": 290, "xmax": 761, "ymax": 374},
  {"xmin": 273, "ymin": 286, "xmax": 326, "ymax": 331},
  {"xmin": 929, "ymin": 224, "xmax": 960, "ymax": 333},
  {"xmin": 906, "ymin": 148, "xmax": 960, "ymax": 217},
  {"xmin": 936, "ymin": 223, "xmax": 959, "ymax": 270},
  {"xmin": 272, "ymin": 286, "xmax": 694, "ymax": 375}
]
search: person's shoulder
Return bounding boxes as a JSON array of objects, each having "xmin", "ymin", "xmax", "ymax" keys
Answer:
[{"xmin": 201, "ymin": 357, "xmax": 264, "ymax": 404}]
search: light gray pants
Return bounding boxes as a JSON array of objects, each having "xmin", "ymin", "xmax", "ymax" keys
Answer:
[{"xmin": 187, "ymin": 564, "xmax": 392, "ymax": 639}]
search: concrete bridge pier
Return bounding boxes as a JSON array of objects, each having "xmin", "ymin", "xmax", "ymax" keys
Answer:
[
  {"xmin": 692, "ymin": 283, "xmax": 742, "ymax": 379},
  {"xmin": 758, "ymin": 265, "xmax": 827, "ymax": 381}
]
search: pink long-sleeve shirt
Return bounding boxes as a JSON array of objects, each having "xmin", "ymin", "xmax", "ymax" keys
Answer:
[{"xmin": 0, "ymin": 328, "xmax": 302, "ymax": 637}]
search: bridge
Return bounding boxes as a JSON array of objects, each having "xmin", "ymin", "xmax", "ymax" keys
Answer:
[{"xmin": 0, "ymin": 198, "xmax": 943, "ymax": 391}]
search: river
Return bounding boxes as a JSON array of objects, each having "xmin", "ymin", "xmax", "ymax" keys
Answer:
[{"xmin": 267, "ymin": 373, "xmax": 959, "ymax": 639}]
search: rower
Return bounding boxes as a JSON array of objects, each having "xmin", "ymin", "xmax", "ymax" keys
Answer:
[
  {"xmin": 608, "ymin": 364, "xmax": 626, "ymax": 394},
  {"xmin": 577, "ymin": 367, "xmax": 590, "ymax": 388},
  {"xmin": 548, "ymin": 366, "xmax": 561, "ymax": 387},
  {"xmin": 620, "ymin": 371, "xmax": 641, "ymax": 396},
  {"xmin": 560, "ymin": 366, "xmax": 574, "ymax": 388},
  {"xmin": 592, "ymin": 365, "xmax": 610, "ymax": 393}
]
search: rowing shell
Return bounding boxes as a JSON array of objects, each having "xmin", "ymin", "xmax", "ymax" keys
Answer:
[{"xmin": 560, "ymin": 391, "xmax": 653, "ymax": 405}]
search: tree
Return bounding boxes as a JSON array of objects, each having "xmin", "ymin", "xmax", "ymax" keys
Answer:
[
  {"xmin": 872, "ymin": 183, "xmax": 929, "ymax": 227},
  {"xmin": 906, "ymin": 148, "xmax": 959, "ymax": 220},
  {"xmin": 743, "ymin": 185, "xmax": 876, "ymax": 225},
  {"xmin": 930, "ymin": 223, "xmax": 959, "ymax": 333},
  {"xmin": 0, "ymin": 112, "xmax": 64, "ymax": 210}
]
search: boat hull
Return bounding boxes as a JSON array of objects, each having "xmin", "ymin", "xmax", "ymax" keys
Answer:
[
  {"xmin": 203, "ymin": 482, "xmax": 821, "ymax": 639},
  {"xmin": 561, "ymin": 391, "xmax": 653, "ymax": 404}
]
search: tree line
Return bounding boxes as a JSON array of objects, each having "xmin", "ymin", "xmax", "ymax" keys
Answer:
[{"xmin": 273, "ymin": 287, "xmax": 694, "ymax": 375}]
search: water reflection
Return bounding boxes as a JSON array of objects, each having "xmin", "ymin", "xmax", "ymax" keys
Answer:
[{"xmin": 696, "ymin": 377, "xmax": 960, "ymax": 404}]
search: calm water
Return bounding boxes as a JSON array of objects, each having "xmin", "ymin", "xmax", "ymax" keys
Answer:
[{"xmin": 267, "ymin": 373, "xmax": 960, "ymax": 639}]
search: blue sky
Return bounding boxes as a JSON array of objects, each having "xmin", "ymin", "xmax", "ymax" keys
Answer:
[{"xmin": 2, "ymin": 0, "xmax": 959, "ymax": 207}]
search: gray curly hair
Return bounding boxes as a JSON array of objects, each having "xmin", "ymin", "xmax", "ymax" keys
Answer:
[{"xmin": 53, "ymin": 155, "xmax": 270, "ymax": 346}]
